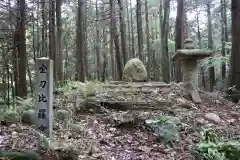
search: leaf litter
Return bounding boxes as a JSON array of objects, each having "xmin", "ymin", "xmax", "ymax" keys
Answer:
[{"xmin": 0, "ymin": 82, "xmax": 240, "ymax": 160}]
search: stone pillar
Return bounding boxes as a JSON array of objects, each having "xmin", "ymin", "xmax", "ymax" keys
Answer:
[
  {"xmin": 182, "ymin": 60, "xmax": 198, "ymax": 88},
  {"xmin": 35, "ymin": 57, "xmax": 53, "ymax": 138}
]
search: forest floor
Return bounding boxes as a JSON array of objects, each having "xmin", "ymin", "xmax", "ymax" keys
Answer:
[{"xmin": 1, "ymin": 81, "xmax": 240, "ymax": 160}]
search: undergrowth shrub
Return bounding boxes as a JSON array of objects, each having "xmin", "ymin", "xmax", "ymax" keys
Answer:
[{"xmin": 197, "ymin": 128, "xmax": 240, "ymax": 160}]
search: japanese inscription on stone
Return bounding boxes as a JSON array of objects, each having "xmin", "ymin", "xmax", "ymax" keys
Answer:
[{"xmin": 35, "ymin": 57, "xmax": 53, "ymax": 138}]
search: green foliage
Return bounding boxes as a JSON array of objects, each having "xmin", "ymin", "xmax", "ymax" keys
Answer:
[
  {"xmin": 216, "ymin": 42, "xmax": 232, "ymax": 52},
  {"xmin": 0, "ymin": 151, "xmax": 40, "ymax": 160},
  {"xmin": 152, "ymin": 38, "xmax": 175, "ymax": 55},
  {"xmin": 200, "ymin": 55, "xmax": 230, "ymax": 68},
  {"xmin": 145, "ymin": 115, "xmax": 180, "ymax": 145},
  {"xmin": 0, "ymin": 97, "xmax": 34, "ymax": 123},
  {"xmin": 197, "ymin": 129, "xmax": 240, "ymax": 160}
]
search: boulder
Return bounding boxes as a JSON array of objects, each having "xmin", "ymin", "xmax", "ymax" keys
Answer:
[{"xmin": 123, "ymin": 58, "xmax": 148, "ymax": 82}]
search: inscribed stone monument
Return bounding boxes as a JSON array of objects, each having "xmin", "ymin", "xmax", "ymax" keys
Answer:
[{"xmin": 35, "ymin": 57, "xmax": 53, "ymax": 138}]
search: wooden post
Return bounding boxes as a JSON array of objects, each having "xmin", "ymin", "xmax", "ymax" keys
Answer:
[{"xmin": 35, "ymin": 57, "xmax": 53, "ymax": 138}]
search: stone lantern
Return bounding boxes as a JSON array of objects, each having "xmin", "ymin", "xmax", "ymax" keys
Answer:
[{"xmin": 172, "ymin": 38, "xmax": 213, "ymax": 103}]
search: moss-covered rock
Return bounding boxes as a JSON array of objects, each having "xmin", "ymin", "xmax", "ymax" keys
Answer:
[{"xmin": 123, "ymin": 58, "xmax": 148, "ymax": 82}]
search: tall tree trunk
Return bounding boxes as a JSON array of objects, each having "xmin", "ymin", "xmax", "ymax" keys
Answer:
[
  {"xmin": 175, "ymin": 0, "xmax": 184, "ymax": 82},
  {"xmin": 136, "ymin": 0, "xmax": 144, "ymax": 61},
  {"xmin": 83, "ymin": 2, "xmax": 88, "ymax": 80},
  {"xmin": 95, "ymin": 0, "xmax": 101, "ymax": 80},
  {"xmin": 196, "ymin": 9, "xmax": 201, "ymax": 48},
  {"xmin": 144, "ymin": 0, "xmax": 151, "ymax": 78},
  {"xmin": 49, "ymin": 0, "xmax": 56, "ymax": 80},
  {"xmin": 16, "ymin": 0, "xmax": 27, "ymax": 97},
  {"xmin": 207, "ymin": 2, "xmax": 215, "ymax": 92},
  {"xmin": 196, "ymin": 5, "xmax": 205, "ymax": 89},
  {"xmin": 224, "ymin": 0, "xmax": 229, "ymax": 44},
  {"xmin": 130, "ymin": 0, "xmax": 135, "ymax": 58},
  {"xmin": 32, "ymin": 11, "xmax": 36, "ymax": 63},
  {"xmin": 117, "ymin": 0, "xmax": 128, "ymax": 64},
  {"xmin": 75, "ymin": 0, "xmax": 85, "ymax": 82},
  {"xmin": 41, "ymin": 0, "xmax": 47, "ymax": 57},
  {"xmin": 162, "ymin": 0, "xmax": 171, "ymax": 83},
  {"xmin": 101, "ymin": 1, "xmax": 107, "ymax": 82},
  {"xmin": 157, "ymin": 0, "xmax": 163, "ymax": 81},
  {"xmin": 110, "ymin": 0, "xmax": 123, "ymax": 80},
  {"xmin": 230, "ymin": 0, "xmax": 240, "ymax": 90},
  {"xmin": 126, "ymin": 0, "xmax": 132, "ymax": 58},
  {"xmin": 221, "ymin": 0, "xmax": 226, "ymax": 80},
  {"xmin": 56, "ymin": 0, "xmax": 63, "ymax": 81},
  {"xmin": 36, "ymin": 0, "xmax": 40, "ymax": 58}
]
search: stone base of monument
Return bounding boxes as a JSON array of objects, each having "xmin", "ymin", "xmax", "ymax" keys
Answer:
[{"xmin": 181, "ymin": 82, "xmax": 202, "ymax": 104}]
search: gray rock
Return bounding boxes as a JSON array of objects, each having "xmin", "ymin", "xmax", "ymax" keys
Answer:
[
  {"xmin": 56, "ymin": 110, "xmax": 70, "ymax": 121},
  {"xmin": 21, "ymin": 109, "xmax": 35, "ymax": 125},
  {"xmin": 191, "ymin": 89, "xmax": 202, "ymax": 104},
  {"xmin": 205, "ymin": 113, "xmax": 222, "ymax": 124}
]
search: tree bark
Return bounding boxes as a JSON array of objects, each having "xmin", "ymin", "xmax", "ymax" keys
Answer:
[
  {"xmin": 175, "ymin": 0, "xmax": 184, "ymax": 82},
  {"xmin": 230, "ymin": 0, "xmax": 240, "ymax": 90},
  {"xmin": 136, "ymin": 0, "xmax": 144, "ymax": 61},
  {"xmin": 16, "ymin": 0, "xmax": 27, "ymax": 97}
]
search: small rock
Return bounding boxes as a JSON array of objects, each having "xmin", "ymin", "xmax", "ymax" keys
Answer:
[
  {"xmin": 205, "ymin": 113, "xmax": 222, "ymax": 124},
  {"xmin": 204, "ymin": 123, "xmax": 214, "ymax": 127},
  {"xmin": 191, "ymin": 89, "xmax": 202, "ymax": 104},
  {"xmin": 213, "ymin": 100, "xmax": 222, "ymax": 104},
  {"xmin": 22, "ymin": 109, "xmax": 35, "ymax": 125},
  {"xmin": 11, "ymin": 131, "xmax": 18, "ymax": 138},
  {"xmin": 9, "ymin": 124, "xmax": 17, "ymax": 128},
  {"xmin": 176, "ymin": 98, "xmax": 192, "ymax": 109},
  {"xmin": 176, "ymin": 98, "xmax": 186, "ymax": 104},
  {"xmin": 227, "ymin": 119, "xmax": 235, "ymax": 124},
  {"xmin": 109, "ymin": 127, "xmax": 116, "ymax": 132},
  {"xmin": 71, "ymin": 123, "xmax": 84, "ymax": 131},
  {"xmin": 75, "ymin": 98, "xmax": 86, "ymax": 107},
  {"xmin": 196, "ymin": 118, "xmax": 205, "ymax": 125},
  {"xmin": 56, "ymin": 110, "xmax": 69, "ymax": 121},
  {"xmin": 152, "ymin": 89, "xmax": 159, "ymax": 95},
  {"xmin": 230, "ymin": 111, "xmax": 239, "ymax": 118}
]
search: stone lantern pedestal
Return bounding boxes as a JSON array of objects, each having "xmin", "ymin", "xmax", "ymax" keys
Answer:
[{"xmin": 172, "ymin": 39, "xmax": 213, "ymax": 103}]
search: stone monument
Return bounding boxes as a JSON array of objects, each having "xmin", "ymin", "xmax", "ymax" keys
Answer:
[
  {"xmin": 35, "ymin": 57, "xmax": 53, "ymax": 138},
  {"xmin": 172, "ymin": 39, "xmax": 213, "ymax": 103}
]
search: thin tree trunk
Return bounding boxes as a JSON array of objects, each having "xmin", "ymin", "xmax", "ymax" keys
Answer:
[
  {"xmin": 207, "ymin": 2, "xmax": 215, "ymax": 92},
  {"xmin": 56, "ymin": 0, "xmax": 63, "ymax": 81},
  {"xmin": 221, "ymin": 0, "xmax": 226, "ymax": 80},
  {"xmin": 95, "ymin": 0, "xmax": 101, "ymax": 80},
  {"xmin": 136, "ymin": 0, "xmax": 144, "ymax": 61},
  {"xmin": 130, "ymin": 0, "xmax": 135, "ymax": 58},
  {"xmin": 145, "ymin": 0, "xmax": 151, "ymax": 78},
  {"xmin": 126, "ymin": 0, "xmax": 132, "ymax": 58},
  {"xmin": 49, "ymin": 0, "xmax": 56, "ymax": 81}
]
